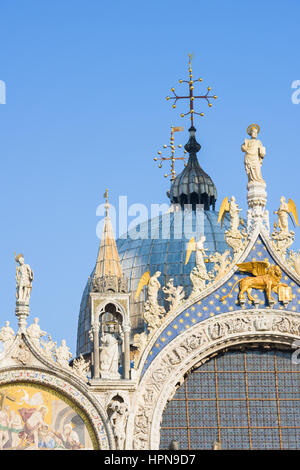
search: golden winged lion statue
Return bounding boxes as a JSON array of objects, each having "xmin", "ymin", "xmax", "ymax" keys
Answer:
[{"xmin": 220, "ymin": 261, "xmax": 289, "ymax": 304}]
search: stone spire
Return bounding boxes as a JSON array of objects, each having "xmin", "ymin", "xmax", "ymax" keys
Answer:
[{"xmin": 93, "ymin": 190, "xmax": 128, "ymax": 293}]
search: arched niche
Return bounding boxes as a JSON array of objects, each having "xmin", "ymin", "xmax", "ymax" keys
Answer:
[
  {"xmin": 159, "ymin": 344, "xmax": 300, "ymax": 450},
  {"xmin": 129, "ymin": 309, "xmax": 300, "ymax": 449},
  {"xmin": 0, "ymin": 369, "xmax": 114, "ymax": 450},
  {"xmin": 91, "ymin": 300, "xmax": 131, "ymax": 380}
]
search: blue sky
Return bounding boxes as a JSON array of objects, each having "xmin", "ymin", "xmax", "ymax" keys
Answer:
[{"xmin": 0, "ymin": 0, "xmax": 299, "ymax": 353}]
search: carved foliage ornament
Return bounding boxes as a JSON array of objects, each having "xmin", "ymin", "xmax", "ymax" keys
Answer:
[{"xmin": 132, "ymin": 310, "xmax": 300, "ymax": 449}]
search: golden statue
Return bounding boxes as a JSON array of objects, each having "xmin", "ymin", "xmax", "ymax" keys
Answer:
[
  {"xmin": 185, "ymin": 236, "xmax": 207, "ymax": 268},
  {"xmin": 220, "ymin": 261, "xmax": 290, "ymax": 304}
]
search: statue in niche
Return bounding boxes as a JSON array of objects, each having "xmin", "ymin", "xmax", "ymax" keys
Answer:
[
  {"xmin": 99, "ymin": 323, "xmax": 121, "ymax": 379},
  {"xmin": 109, "ymin": 401, "xmax": 128, "ymax": 449}
]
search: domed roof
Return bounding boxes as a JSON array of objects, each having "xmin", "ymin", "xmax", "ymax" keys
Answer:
[
  {"xmin": 76, "ymin": 127, "xmax": 230, "ymax": 357},
  {"xmin": 76, "ymin": 209, "xmax": 230, "ymax": 356}
]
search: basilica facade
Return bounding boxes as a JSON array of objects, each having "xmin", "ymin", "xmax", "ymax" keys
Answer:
[{"xmin": 1, "ymin": 64, "xmax": 300, "ymax": 450}]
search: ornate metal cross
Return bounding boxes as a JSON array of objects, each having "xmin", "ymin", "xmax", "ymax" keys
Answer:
[
  {"xmin": 154, "ymin": 126, "xmax": 187, "ymax": 180},
  {"xmin": 166, "ymin": 54, "xmax": 217, "ymax": 127}
]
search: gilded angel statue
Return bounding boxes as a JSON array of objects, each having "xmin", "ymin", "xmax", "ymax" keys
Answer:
[
  {"xmin": 185, "ymin": 235, "xmax": 207, "ymax": 268},
  {"xmin": 274, "ymin": 197, "xmax": 299, "ymax": 234},
  {"xmin": 134, "ymin": 271, "xmax": 162, "ymax": 309},
  {"xmin": 218, "ymin": 196, "xmax": 243, "ymax": 233}
]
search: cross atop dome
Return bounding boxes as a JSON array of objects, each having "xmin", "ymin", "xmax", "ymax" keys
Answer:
[
  {"xmin": 165, "ymin": 55, "xmax": 218, "ymax": 210},
  {"xmin": 166, "ymin": 54, "xmax": 217, "ymax": 128}
]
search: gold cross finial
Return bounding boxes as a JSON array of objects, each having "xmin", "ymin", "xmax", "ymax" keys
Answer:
[
  {"xmin": 166, "ymin": 54, "xmax": 217, "ymax": 127},
  {"xmin": 154, "ymin": 126, "xmax": 187, "ymax": 181}
]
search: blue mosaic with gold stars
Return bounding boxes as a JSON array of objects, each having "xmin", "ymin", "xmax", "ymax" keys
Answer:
[{"xmin": 141, "ymin": 236, "xmax": 300, "ymax": 377}]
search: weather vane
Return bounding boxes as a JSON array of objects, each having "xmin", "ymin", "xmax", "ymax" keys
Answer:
[
  {"xmin": 166, "ymin": 54, "xmax": 217, "ymax": 127},
  {"xmin": 154, "ymin": 126, "xmax": 188, "ymax": 180}
]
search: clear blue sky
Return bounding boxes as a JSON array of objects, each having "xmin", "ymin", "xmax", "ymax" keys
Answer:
[{"xmin": 0, "ymin": 0, "xmax": 299, "ymax": 354}]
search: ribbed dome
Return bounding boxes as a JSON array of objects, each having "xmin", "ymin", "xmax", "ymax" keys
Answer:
[
  {"xmin": 169, "ymin": 127, "xmax": 217, "ymax": 210},
  {"xmin": 76, "ymin": 210, "xmax": 230, "ymax": 356}
]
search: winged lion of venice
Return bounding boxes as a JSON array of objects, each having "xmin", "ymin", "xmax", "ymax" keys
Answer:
[{"xmin": 220, "ymin": 261, "xmax": 289, "ymax": 304}]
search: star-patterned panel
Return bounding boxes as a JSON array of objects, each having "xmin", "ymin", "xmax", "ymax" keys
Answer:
[{"xmin": 141, "ymin": 236, "xmax": 300, "ymax": 377}]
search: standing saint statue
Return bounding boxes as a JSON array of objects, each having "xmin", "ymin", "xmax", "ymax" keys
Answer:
[
  {"xmin": 0, "ymin": 321, "xmax": 15, "ymax": 351},
  {"xmin": 241, "ymin": 124, "xmax": 266, "ymax": 184},
  {"xmin": 15, "ymin": 253, "xmax": 34, "ymax": 304},
  {"xmin": 27, "ymin": 317, "xmax": 47, "ymax": 348},
  {"xmin": 99, "ymin": 324, "xmax": 120, "ymax": 379},
  {"xmin": 109, "ymin": 401, "xmax": 128, "ymax": 449}
]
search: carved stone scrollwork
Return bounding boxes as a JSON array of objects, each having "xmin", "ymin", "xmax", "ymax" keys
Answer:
[
  {"xmin": 162, "ymin": 279, "xmax": 185, "ymax": 314},
  {"xmin": 189, "ymin": 264, "xmax": 210, "ymax": 299},
  {"xmin": 131, "ymin": 309, "xmax": 300, "ymax": 449},
  {"xmin": 55, "ymin": 340, "xmax": 72, "ymax": 368},
  {"xmin": 209, "ymin": 250, "xmax": 232, "ymax": 282},
  {"xmin": 132, "ymin": 332, "xmax": 148, "ymax": 369},
  {"xmin": 92, "ymin": 274, "xmax": 128, "ymax": 294},
  {"xmin": 40, "ymin": 334, "xmax": 57, "ymax": 363},
  {"xmin": 12, "ymin": 342, "xmax": 31, "ymax": 366},
  {"xmin": 72, "ymin": 354, "xmax": 90, "ymax": 382},
  {"xmin": 225, "ymin": 229, "xmax": 248, "ymax": 257},
  {"xmin": 271, "ymin": 229, "xmax": 295, "ymax": 259},
  {"xmin": 143, "ymin": 272, "xmax": 166, "ymax": 337},
  {"xmin": 287, "ymin": 250, "xmax": 300, "ymax": 277}
]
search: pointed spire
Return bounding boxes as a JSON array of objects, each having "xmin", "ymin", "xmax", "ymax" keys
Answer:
[{"xmin": 93, "ymin": 190, "xmax": 128, "ymax": 293}]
